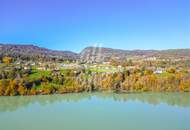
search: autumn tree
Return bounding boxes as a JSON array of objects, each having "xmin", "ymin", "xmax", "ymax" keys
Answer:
[
  {"xmin": 17, "ymin": 81, "xmax": 27, "ymax": 95},
  {"xmin": 2, "ymin": 56, "xmax": 13, "ymax": 64},
  {"xmin": 0, "ymin": 79, "xmax": 9, "ymax": 96}
]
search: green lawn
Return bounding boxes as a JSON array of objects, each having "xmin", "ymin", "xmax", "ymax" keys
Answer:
[
  {"xmin": 89, "ymin": 67, "xmax": 122, "ymax": 73},
  {"xmin": 34, "ymin": 83, "xmax": 61, "ymax": 90},
  {"xmin": 28, "ymin": 69, "xmax": 51, "ymax": 79},
  {"xmin": 156, "ymin": 72, "xmax": 174, "ymax": 78},
  {"xmin": 0, "ymin": 63, "xmax": 5, "ymax": 67}
]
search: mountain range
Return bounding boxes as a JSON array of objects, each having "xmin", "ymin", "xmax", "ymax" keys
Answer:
[
  {"xmin": 0, "ymin": 44, "xmax": 78, "ymax": 60},
  {"xmin": 1, "ymin": 43, "xmax": 190, "ymax": 62}
]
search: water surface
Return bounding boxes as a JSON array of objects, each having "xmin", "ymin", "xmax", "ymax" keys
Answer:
[{"xmin": 0, "ymin": 93, "xmax": 190, "ymax": 130}]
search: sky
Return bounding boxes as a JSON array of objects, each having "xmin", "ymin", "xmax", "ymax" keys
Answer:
[{"xmin": 0, "ymin": 0, "xmax": 190, "ymax": 52}]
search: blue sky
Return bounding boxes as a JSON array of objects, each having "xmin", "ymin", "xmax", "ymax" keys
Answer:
[{"xmin": 0, "ymin": 0, "xmax": 189, "ymax": 52}]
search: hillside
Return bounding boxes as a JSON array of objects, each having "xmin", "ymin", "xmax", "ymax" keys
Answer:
[
  {"xmin": 1, "ymin": 43, "xmax": 190, "ymax": 62},
  {"xmin": 0, "ymin": 44, "xmax": 79, "ymax": 61},
  {"xmin": 80, "ymin": 47, "xmax": 190, "ymax": 62}
]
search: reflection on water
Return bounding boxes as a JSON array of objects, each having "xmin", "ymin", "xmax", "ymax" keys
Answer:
[
  {"xmin": 0, "ymin": 93, "xmax": 190, "ymax": 130},
  {"xmin": 0, "ymin": 92, "xmax": 190, "ymax": 112}
]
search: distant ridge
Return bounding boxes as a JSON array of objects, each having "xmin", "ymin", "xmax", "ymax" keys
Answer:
[
  {"xmin": 0, "ymin": 43, "xmax": 79, "ymax": 60},
  {"xmin": 1, "ymin": 43, "xmax": 190, "ymax": 61},
  {"xmin": 80, "ymin": 46, "xmax": 190, "ymax": 62}
]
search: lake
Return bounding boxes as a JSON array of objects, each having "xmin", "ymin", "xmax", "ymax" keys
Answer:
[{"xmin": 0, "ymin": 93, "xmax": 190, "ymax": 130}]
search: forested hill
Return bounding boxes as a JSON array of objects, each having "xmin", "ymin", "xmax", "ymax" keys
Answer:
[
  {"xmin": 1, "ymin": 43, "xmax": 190, "ymax": 62},
  {"xmin": 80, "ymin": 47, "xmax": 158, "ymax": 62},
  {"xmin": 0, "ymin": 44, "xmax": 79, "ymax": 61},
  {"xmin": 80, "ymin": 47, "xmax": 190, "ymax": 62}
]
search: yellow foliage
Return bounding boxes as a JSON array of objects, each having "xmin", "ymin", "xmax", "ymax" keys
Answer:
[{"xmin": 2, "ymin": 57, "xmax": 12, "ymax": 64}]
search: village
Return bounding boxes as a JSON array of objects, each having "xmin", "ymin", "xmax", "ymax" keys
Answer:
[{"xmin": 1, "ymin": 55, "xmax": 189, "ymax": 76}]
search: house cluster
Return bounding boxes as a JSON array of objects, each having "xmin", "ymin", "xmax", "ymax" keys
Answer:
[
  {"xmin": 59, "ymin": 63, "xmax": 81, "ymax": 69},
  {"xmin": 15, "ymin": 61, "xmax": 36, "ymax": 70},
  {"xmin": 36, "ymin": 62, "xmax": 83, "ymax": 71},
  {"xmin": 3, "ymin": 58, "xmax": 187, "ymax": 75},
  {"xmin": 153, "ymin": 68, "xmax": 165, "ymax": 74}
]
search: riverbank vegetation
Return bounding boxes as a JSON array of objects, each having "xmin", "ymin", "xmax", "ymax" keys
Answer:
[{"xmin": 0, "ymin": 59, "xmax": 190, "ymax": 96}]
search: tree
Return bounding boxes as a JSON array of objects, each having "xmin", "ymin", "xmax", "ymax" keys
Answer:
[
  {"xmin": 3, "ymin": 79, "xmax": 23, "ymax": 96},
  {"xmin": 144, "ymin": 70, "xmax": 153, "ymax": 75},
  {"xmin": 2, "ymin": 57, "xmax": 12, "ymax": 64},
  {"xmin": 179, "ymin": 78, "xmax": 190, "ymax": 92},
  {"xmin": 30, "ymin": 88, "xmax": 37, "ymax": 95},
  {"xmin": 0, "ymin": 79, "xmax": 8, "ymax": 96},
  {"xmin": 166, "ymin": 68, "xmax": 176, "ymax": 73},
  {"xmin": 18, "ymin": 82, "xmax": 27, "ymax": 95}
]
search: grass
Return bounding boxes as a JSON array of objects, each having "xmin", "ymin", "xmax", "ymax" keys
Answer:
[
  {"xmin": 0, "ymin": 63, "xmax": 14, "ymax": 68},
  {"xmin": 156, "ymin": 72, "xmax": 174, "ymax": 78},
  {"xmin": 0, "ymin": 63, "xmax": 5, "ymax": 67},
  {"xmin": 34, "ymin": 83, "xmax": 62, "ymax": 90},
  {"xmin": 59, "ymin": 69, "xmax": 72, "ymax": 73},
  {"xmin": 28, "ymin": 69, "xmax": 51, "ymax": 80},
  {"xmin": 89, "ymin": 66, "xmax": 122, "ymax": 73}
]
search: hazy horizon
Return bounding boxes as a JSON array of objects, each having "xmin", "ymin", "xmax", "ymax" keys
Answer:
[{"xmin": 0, "ymin": 0, "xmax": 189, "ymax": 52}]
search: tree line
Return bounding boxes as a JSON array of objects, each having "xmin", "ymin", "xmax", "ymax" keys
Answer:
[{"xmin": 0, "ymin": 67, "xmax": 190, "ymax": 96}]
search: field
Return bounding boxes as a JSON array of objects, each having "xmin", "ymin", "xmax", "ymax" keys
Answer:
[{"xmin": 28, "ymin": 69, "xmax": 51, "ymax": 80}]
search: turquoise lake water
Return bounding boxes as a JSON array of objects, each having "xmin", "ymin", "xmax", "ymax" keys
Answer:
[{"xmin": 0, "ymin": 93, "xmax": 190, "ymax": 130}]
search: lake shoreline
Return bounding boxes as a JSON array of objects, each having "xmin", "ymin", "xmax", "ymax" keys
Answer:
[{"xmin": 1, "ymin": 90, "xmax": 189, "ymax": 97}]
